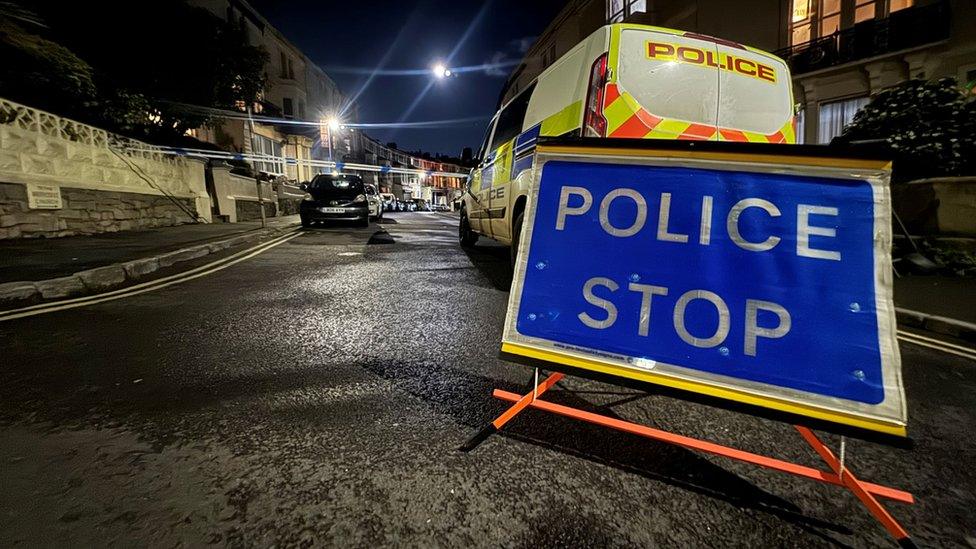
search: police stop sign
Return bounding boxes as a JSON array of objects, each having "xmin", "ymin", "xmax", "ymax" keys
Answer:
[{"xmin": 502, "ymin": 142, "xmax": 906, "ymax": 437}]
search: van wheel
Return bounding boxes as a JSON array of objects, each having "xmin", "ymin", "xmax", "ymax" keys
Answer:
[
  {"xmin": 459, "ymin": 210, "xmax": 478, "ymax": 248},
  {"xmin": 510, "ymin": 211, "xmax": 524, "ymax": 268}
]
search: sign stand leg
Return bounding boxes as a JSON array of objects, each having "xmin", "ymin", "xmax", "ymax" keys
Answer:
[
  {"xmin": 459, "ymin": 372, "xmax": 563, "ymax": 452},
  {"xmin": 468, "ymin": 374, "xmax": 915, "ymax": 544},
  {"xmin": 795, "ymin": 426, "xmax": 915, "ymax": 547}
]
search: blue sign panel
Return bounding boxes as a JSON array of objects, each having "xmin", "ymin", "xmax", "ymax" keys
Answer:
[{"xmin": 504, "ymin": 149, "xmax": 905, "ymax": 435}]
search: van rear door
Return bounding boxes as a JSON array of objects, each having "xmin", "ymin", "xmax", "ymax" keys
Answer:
[
  {"xmin": 608, "ymin": 27, "xmax": 794, "ymax": 143},
  {"xmin": 609, "ymin": 28, "xmax": 719, "ymax": 139},
  {"xmin": 713, "ymin": 42, "xmax": 794, "ymax": 142}
]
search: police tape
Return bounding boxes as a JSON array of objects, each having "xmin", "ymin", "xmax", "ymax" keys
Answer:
[{"xmin": 123, "ymin": 144, "xmax": 469, "ymax": 179}]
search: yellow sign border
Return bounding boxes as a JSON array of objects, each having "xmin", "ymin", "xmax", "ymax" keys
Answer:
[{"xmin": 536, "ymin": 144, "xmax": 892, "ymax": 172}]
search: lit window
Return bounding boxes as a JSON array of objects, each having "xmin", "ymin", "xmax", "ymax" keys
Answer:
[
  {"xmin": 607, "ymin": 0, "xmax": 644, "ymax": 23},
  {"xmin": 889, "ymin": 0, "xmax": 913, "ymax": 12},
  {"xmin": 792, "ymin": 23, "xmax": 811, "ymax": 45},
  {"xmin": 820, "ymin": 0, "xmax": 841, "ymax": 35},
  {"xmin": 790, "ymin": 0, "xmax": 812, "ymax": 45},
  {"xmin": 607, "ymin": 0, "xmax": 625, "ymax": 23},
  {"xmin": 855, "ymin": 0, "xmax": 876, "ymax": 23},
  {"xmin": 818, "ymin": 96, "xmax": 869, "ymax": 144},
  {"xmin": 251, "ymin": 134, "xmax": 284, "ymax": 175},
  {"xmin": 792, "ymin": 0, "xmax": 810, "ymax": 22}
]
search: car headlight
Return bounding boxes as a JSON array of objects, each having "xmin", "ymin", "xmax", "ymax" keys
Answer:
[
  {"xmin": 302, "ymin": 192, "xmax": 313, "ymax": 201},
  {"xmin": 353, "ymin": 194, "xmax": 367, "ymax": 203}
]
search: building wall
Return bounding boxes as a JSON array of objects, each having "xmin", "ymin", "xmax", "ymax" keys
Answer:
[
  {"xmin": 188, "ymin": 0, "xmax": 351, "ymax": 178},
  {"xmin": 785, "ymin": 0, "xmax": 972, "ymax": 144}
]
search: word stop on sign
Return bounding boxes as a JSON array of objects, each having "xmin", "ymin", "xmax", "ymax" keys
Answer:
[{"xmin": 577, "ymin": 277, "xmax": 791, "ymax": 358}]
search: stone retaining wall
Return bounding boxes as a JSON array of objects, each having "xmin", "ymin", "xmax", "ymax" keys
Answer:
[
  {"xmin": 0, "ymin": 97, "xmax": 211, "ymax": 239},
  {"xmin": 0, "ymin": 182, "xmax": 197, "ymax": 239}
]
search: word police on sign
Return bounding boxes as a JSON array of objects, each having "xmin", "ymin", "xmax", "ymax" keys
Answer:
[{"xmin": 502, "ymin": 143, "xmax": 906, "ymax": 437}]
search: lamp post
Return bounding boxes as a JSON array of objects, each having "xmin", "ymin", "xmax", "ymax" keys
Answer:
[{"xmin": 246, "ymin": 105, "xmax": 266, "ymax": 228}]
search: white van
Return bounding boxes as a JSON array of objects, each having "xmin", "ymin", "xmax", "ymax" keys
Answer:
[{"xmin": 459, "ymin": 24, "xmax": 796, "ymax": 262}]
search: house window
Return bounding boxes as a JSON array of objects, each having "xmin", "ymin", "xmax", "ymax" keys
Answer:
[
  {"xmin": 287, "ymin": 58, "xmax": 295, "ymax": 80},
  {"xmin": 542, "ymin": 44, "xmax": 556, "ymax": 68},
  {"xmin": 607, "ymin": 0, "xmax": 645, "ymax": 23},
  {"xmin": 791, "ymin": 0, "xmax": 812, "ymax": 45},
  {"xmin": 279, "ymin": 51, "xmax": 288, "ymax": 78},
  {"xmin": 251, "ymin": 134, "xmax": 284, "ymax": 175},
  {"xmin": 818, "ymin": 96, "xmax": 869, "ymax": 144},
  {"xmin": 298, "ymin": 100, "xmax": 306, "ymax": 119},
  {"xmin": 889, "ymin": 0, "xmax": 913, "ymax": 13},
  {"xmin": 820, "ymin": 0, "xmax": 841, "ymax": 36},
  {"xmin": 282, "ymin": 97, "xmax": 293, "ymax": 117},
  {"xmin": 795, "ymin": 108, "xmax": 805, "ymax": 144},
  {"xmin": 855, "ymin": 0, "xmax": 876, "ymax": 23}
]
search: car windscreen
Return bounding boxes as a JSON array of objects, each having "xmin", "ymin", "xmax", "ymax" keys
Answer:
[{"xmin": 308, "ymin": 176, "xmax": 364, "ymax": 198}]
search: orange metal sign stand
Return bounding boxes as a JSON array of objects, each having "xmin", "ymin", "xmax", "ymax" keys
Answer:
[{"xmin": 462, "ymin": 371, "xmax": 916, "ymax": 547}]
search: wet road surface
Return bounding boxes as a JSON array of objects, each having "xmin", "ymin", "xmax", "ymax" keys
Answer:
[{"xmin": 1, "ymin": 211, "xmax": 975, "ymax": 547}]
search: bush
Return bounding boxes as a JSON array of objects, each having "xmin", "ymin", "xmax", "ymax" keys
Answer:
[{"xmin": 840, "ymin": 78, "xmax": 976, "ymax": 182}]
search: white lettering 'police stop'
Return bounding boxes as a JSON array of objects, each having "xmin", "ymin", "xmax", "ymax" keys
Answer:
[{"xmin": 555, "ymin": 185, "xmax": 839, "ymax": 358}]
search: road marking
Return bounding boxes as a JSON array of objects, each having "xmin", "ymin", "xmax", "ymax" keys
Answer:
[
  {"xmin": 897, "ymin": 330, "xmax": 976, "ymax": 362},
  {"xmin": 0, "ymin": 231, "xmax": 301, "ymax": 322}
]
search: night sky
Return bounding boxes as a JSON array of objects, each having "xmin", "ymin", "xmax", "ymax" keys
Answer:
[{"xmin": 249, "ymin": 0, "xmax": 567, "ymax": 157}]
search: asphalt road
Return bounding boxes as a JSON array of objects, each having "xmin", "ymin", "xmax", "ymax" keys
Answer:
[{"xmin": 1, "ymin": 211, "xmax": 974, "ymax": 547}]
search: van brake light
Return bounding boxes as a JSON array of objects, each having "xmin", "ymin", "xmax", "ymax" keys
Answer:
[{"xmin": 583, "ymin": 53, "xmax": 609, "ymax": 138}]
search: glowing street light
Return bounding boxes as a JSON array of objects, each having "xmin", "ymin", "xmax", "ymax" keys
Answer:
[
  {"xmin": 432, "ymin": 64, "xmax": 452, "ymax": 79},
  {"xmin": 321, "ymin": 115, "xmax": 343, "ymax": 164}
]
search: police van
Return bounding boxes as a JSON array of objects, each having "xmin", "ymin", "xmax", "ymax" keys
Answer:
[{"xmin": 459, "ymin": 24, "xmax": 796, "ymax": 262}]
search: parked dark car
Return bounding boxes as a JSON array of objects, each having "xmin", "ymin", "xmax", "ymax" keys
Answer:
[{"xmin": 299, "ymin": 174, "xmax": 369, "ymax": 227}]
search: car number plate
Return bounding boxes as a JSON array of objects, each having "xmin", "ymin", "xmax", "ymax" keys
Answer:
[{"xmin": 319, "ymin": 207, "xmax": 345, "ymax": 213}]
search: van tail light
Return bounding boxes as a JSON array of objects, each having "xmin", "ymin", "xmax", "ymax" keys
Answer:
[{"xmin": 583, "ymin": 52, "xmax": 609, "ymax": 138}]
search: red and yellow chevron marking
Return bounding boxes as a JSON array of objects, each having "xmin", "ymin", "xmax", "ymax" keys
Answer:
[{"xmin": 603, "ymin": 83, "xmax": 795, "ymax": 144}]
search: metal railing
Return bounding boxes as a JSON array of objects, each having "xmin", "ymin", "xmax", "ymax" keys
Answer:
[{"xmin": 775, "ymin": 0, "xmax": 950, "ymax": 75}]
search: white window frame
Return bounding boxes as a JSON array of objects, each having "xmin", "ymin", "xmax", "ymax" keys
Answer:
[{"xmin": 251, "ymin": 133, "xmax": 285, "ymax": 175}]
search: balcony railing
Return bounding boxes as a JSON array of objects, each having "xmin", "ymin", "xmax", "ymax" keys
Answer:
[{"xmin": 775, "ymin": 0, "xmax": 950, "ymax": 75}]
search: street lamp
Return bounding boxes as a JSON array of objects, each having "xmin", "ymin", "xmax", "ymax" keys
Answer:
[
  {"xmin": 322, "ymin": 116, "xmax": 342, "ymax": 166},
  {"xmin": 432, "ymin": 63, "xmax": 452, "ymax": 79}
]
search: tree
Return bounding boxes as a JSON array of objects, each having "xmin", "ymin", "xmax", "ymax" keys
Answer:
[
  {"xmin": 0, "ymin": 8, "xmax": 97, "ymax": 120},
  {"xmin": 2, "ymin": 0, "xmax": 267, "ymax": 143},
  {"xmin": 840, "ymin": 78, "xmax": 976, "ymax": 181}
]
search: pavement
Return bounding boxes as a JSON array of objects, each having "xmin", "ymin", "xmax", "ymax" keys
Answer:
[
  {"xmin": 0, "ymin": 215, "xmax": 301, "ymax": 284},
  {"xmin": 0, "ymin": 210, "xmax": 975, "ymax": 547},
  {"xmin": 0, "ymin": 215, "xmax": 301, "ymax": 306}
]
